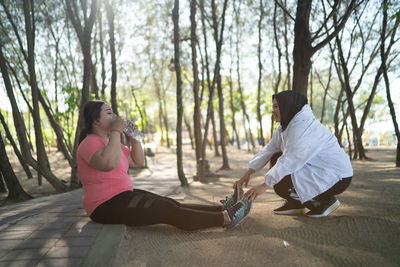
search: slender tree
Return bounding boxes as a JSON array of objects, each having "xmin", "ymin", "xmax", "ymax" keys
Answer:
[
  {"xmin": 233, "ymin": 0, "xmax": 255, "ymax": 151},
  {"xmin": 271, "ymin": 1, "xmax": 283, "ymax": 137},
  {"xmin": 172, "ymin": 0, "xmax": 188, "ymax": 186},
  {"xmin": 315, "ymin": 58, "xmax": 333, "ymax": 124},
  {"xmin": 381, "ymin": 0, "xmax": 400, "ymax": 166},
  {"xmin": 212, "ymin": 0, "xmax": 230, "ymax": 169},
  {"xmin": 190, "ymin": 0, "xmax": 202, "ymax": 177},
  {"xmin": 276, "ymin": 0, "xmax": 359, "ymax": 96},
  {"xmin": 228, "ymin": 24, "xmax": 240, "ymax": 149},
  {"xmin": 198, "ymin": 0, "xmax": 229, "ymax": 181},
  {"xmin": 65, "ymin": 0, "xmax": 99, "ymax": 188},
  {"xmin": 22, "ymin": 0, "xmax": 52, "ymax": 186},
  {"xmin": 256, "ymin": 0, "xmax": 266, "ymax": 147},
  {"xmin": 105, "ymin": 0, "xmax": 118, "ymax": 115}
]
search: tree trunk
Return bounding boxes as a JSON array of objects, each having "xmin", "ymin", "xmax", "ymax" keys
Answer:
[
  {"xmin": 283, "ymin": 0, "xmax": 291, "ymax": 91},
  {"xmin": 158, "ymin": 103, "xmax": 166, "ymax": 146},
  {"xmin": 131, "ymin": 87, "xmax": 148, "ymax": 168},
  {"xmin": 90, "ymin": 60, "xmax": 100, "ymax": 99},
  {"xmin": 292, "ymin": 0, "xmax": 312, "ymax": 96},
  {"xmin": 212, "ymin": 0, "xmax": 230, "ymax": 169},
  {"xmin": 256, "ymin": 0, "xmax": 265, "ymax": 147},
  {"xmin": 227, "ymin": 15, "xmax": 240, "ymax": 150},
  {"xmin": 272, "ymin": 2, "xmax": 282, "ymax": 138},
  {"xmin": 360, "ymin": 3, "xmax": 399, "ymax": 143},
  {"xmin": 105, "ymin": 0, "xmax": 118, "ymax": 115},
  {"xmin": 23, "ymin": 0, "xmax": 67, "ymax": 191},
  {"xmin": 172, "ymin": 0, "xmax": 188, "ymax": 186},
  {"xmin": 38, "ymin": 93, "xmax": 73, "ymax": 167},
  {"xmin": 190, "ymin": 0, "xmax": 202, "ymax": 171},
  {"xmin": 344, "ymin": 117, "xmax": 352, "ymax": 158},
  {"xmin": 66, "ymin": 0, "xmax": 99, "ymax": 188},
  {"xmin": 0, "ymin": 46, "xmax": 65, "ymax": 191},
  {"xmin": 0, "ymin": 112, "xmax": 33, "ymax": 180},
  {"xmin": 0, "ymin": 134, "xmax": 33, "ymax": 205},
  {"xmin": 211, "ymin": 106, "xmax": 220, "ymax": 156},
  {"xmin": 197, "ymin": 0, "xmax": 228, "ymax": 181},
  {"xmin": 381, "ymin": 2, "xmax": 400, "ymax": 166},
  {"xmin": 330, "ymin": 42, "xmax": 345, "ymax": 145},
  {"xmin": 99, "ymin": 12, "xmax": 107, "ymax": 96},
  {"xmin": 228, "ymin": 69, "xmax": 240, "ymax": 150},
  {"xmin": 0, "ymin": 172, "xmax": 6, "ymax": 193},
  {"xmin": 234, "ymin": 1, "xmax": 255, "ymax": 151},
  {"xmin": 335, "ymin": 33, "xmax": 365, "ymax": 160},
  {"xmin": 216, "ymin": 71, "xmax": 229, "ymax": 169},
  {"xmin": 317, "ymin": 59, "xmax": 333, "ymax": 124},
  {"xmin": 290, "ymin": 0, "xmax": 356, "ymax": 96},
  {"xmin": 184, "ymin": 115, "xmax": 195, "ymax": 150},
  {"xmin": 162, "ymin": 96, "xmax": 171, "ymax": 148}
]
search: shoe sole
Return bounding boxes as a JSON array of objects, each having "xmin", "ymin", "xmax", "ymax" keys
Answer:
[
  {"xmin": 235, "ymin": 184, "xmax": 243, "ymax": 202},
  {"xmin": 226, "ymin": 203, "xmax": 252, "ymax": 230},
  {"xmin": 307, "ymin": 199, "xmax": 340, "ymax": 218},
  {"xmin": 274, "ymin": 208, "xmax": 308, "ymax": 215}
]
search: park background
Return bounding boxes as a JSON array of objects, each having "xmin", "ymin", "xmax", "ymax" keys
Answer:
[{"xmin": 0, "ymin": 0, "xmax": 399, "ymax": 203}]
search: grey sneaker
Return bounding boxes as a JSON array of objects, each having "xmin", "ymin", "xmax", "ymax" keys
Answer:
[
  {"xmin": 226, "ymin": 198, "xmax": 252, "ymax": 229},
  {"xmin": 220, "ymin": 184, "xmax": 243, "ymax": 209}
]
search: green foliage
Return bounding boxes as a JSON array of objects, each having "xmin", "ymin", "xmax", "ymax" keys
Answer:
[
  {"xmin": 383, "ymin": 0, "xmax": 400, "ymax": 19},
  {"xmin": 62, "ymin": 84, "xmax": 81, "ymax": 113}
]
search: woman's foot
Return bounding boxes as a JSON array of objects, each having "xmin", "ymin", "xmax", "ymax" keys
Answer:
[
  {"xmin": 225, "ymin": 198, "xmax": 252, "ymax": 229},
  {"xmin": 220, "ymin": 184, "xmax": 243, "ymax": 209},
  {"xmin": 306, "ymin": 197, "xmax": 340, "ymax": 218},
  {"xmin": 273, "ymin": 201, "xmax": 307, "ymax": 215}
]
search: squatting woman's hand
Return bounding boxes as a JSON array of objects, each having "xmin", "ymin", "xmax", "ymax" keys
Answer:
[
  {"xmin": 244, "ymin": 183, "xmax": 268, "ymax": 201},
  {"xmin": 233, "ymin": 169, "xmax": 255, "ymax": 188},
  {"xmin": 234, "ymin": 173, "xmax": 251, "ymax": 189}
]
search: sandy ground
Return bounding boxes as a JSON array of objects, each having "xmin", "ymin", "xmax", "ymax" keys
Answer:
[
  {"xmin": 114, "ymin": 146, "xmax": 400, "ymax": 267},
  {"xmin": 2, "ymin": 145, "xmax": 400, "ymax": 266}
]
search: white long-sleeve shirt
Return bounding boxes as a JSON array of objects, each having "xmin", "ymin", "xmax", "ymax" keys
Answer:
[{"xmin": 248, "ymin": 104, "xmax": 353, "ymax": 203}]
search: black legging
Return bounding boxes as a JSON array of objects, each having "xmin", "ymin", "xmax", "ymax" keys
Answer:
[
  {"xmin": 273, "ymin": 175, "xmax": 352, "ymax": 206},
  {"xmin": 90, "ymin": 189, "xmax": 224, "ymax": 231},
  {"xmin": 270, "ymin": 152, "xmax": 352, "ymax": 209}
]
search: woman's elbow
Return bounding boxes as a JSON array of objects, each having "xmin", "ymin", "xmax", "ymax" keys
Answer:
[
  {"xmin": 134, "ymin": 158, "xmax": 145, "ymax": 168},
  {"xmin": 96, "ymin": 158, "xmax": 120, "ymax": 172}
]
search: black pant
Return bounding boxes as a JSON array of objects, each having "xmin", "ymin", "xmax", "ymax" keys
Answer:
[
  {"xmin": 271, "ymin": 152, "xmax": 352, "ymax": 210},
  {"xmin": 90, "ymin": 189, "xmax": 224, "ymax": 231}
]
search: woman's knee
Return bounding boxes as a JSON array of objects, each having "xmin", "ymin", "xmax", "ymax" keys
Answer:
[{"xmin": 273, "ymin": 175, "xmax": 292, "ymax": 198}]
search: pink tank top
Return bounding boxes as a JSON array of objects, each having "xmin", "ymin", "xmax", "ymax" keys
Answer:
[{"xmin": 77, "ymin": 134, "xmax": 133, "ymax": 215}]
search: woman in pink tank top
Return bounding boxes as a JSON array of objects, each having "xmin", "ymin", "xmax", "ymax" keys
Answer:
[{"xmin": 77, "ymin": 100, "xmax": 252, "ymax": 230}]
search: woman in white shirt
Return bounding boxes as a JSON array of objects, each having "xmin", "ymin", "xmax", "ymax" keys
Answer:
[{"xmin": 235, "ymin": 90, "xmax": 353, "ymax": 217}]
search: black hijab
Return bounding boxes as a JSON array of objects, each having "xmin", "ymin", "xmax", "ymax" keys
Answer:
[{"xmin": 273, "ymin": 90, "xmax": 308, "ymax": 131}]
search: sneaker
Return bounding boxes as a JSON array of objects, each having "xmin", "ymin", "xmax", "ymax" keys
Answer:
[
  {"xmin": 220, "ymin": 184, "xmax": 243, "ymax": 209},
  {"xmin": 273, "ymin": 201, "xmax": 307, "ymax": 215},
  {"xmin": 306, "ymin": 197, "xmax": 340, "ymax": 218},
  {"xmin": 226, "ymin": 198, "xmax": 252, "ymax": 229}
]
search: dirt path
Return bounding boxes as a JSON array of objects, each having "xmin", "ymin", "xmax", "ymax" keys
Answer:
[
  {"xmin": 114, "ymin": 147, "xmax": 400, "ymax": 267},
  {"xmin": 3, "ymin": 145, "xmax": 400, "ymax": 266}
]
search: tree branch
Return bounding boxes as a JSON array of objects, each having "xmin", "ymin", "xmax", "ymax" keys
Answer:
[
  {"xmin": 312, "ymin": 0, "xmax": 362, "ymax": 54},
  {"xmin": 274, "ymin": 0, "xmax": 295, "ymax": 21}
]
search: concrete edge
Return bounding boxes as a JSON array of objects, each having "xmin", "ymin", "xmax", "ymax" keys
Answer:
[{"xmin": 80, "ymin": 224, "xmax": 126, "ymax": 267}]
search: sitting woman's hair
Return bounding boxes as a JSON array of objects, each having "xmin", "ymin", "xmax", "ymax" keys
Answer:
[
  {"xmin": 272, "ymin": 90, "xmax": 308, "ymax": 131},
  {"xmin": 78, "ymin": 100, "xmax": 105, "ymax": 144}
]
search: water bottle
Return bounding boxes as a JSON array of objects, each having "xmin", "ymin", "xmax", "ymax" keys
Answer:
[{"xmin": 124, "ymin": 120, "xmax": 145, "ymax": 142}]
